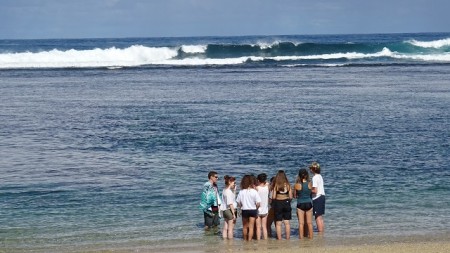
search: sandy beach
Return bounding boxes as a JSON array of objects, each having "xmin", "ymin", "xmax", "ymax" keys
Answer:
[
  {"xmin": 104, "ymin": 233, "xmax": 450, "ymax": 253},
  {"xmin": 7, "ymin": 234, "xmax": 448, "ymax": 253}
]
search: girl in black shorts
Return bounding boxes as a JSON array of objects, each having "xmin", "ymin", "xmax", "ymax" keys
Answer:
[
  {"xmin": 294, "ymin": 168, "xmax": 313, "ymax": 239},
  {"xmin": 271, "ymin": 170, "xmax": 293, "ymax": 240},
  {"xmin": 236, "ymin": 175, "xmax": 261, "ymax": 241}
]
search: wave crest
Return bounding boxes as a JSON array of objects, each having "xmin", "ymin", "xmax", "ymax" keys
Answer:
[
  {"xmin": 1, "ymin": 43, "xmax": 449, "ymax": 69},
  {"xmin": 180, "ymin": 45, "xmax": 207, "ymax": 54},
  {"xmin": 407, "ymin": 38, "xmax": 450, "ymax": 48},
  {"xmin": 0, "ymin": 45, "xmax": 178, "ymax": 68}
]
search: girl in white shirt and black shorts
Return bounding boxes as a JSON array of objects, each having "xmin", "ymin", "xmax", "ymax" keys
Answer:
[{"xmin": 236, "ymin": 175, "xmax": 261, "ymax": 241}]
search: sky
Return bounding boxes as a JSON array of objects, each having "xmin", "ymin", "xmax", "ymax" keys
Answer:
[{"xmin": 0, "ymin": 0, "xmax": 449, "ymax": 39}]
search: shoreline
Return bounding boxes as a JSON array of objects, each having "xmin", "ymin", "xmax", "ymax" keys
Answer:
[
  {"xmin": 155, "ymin": 235, "xmax": 449, "ymax": 253},
  {"xmin": 64, "ymin": 232, "xmax": 450, "ymax": 253},
  {"xmin": 4, "ymin": 233, "xmax": 449, "ymax": 252}
]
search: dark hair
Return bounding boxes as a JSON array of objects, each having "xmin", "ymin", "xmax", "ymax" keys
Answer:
[
  {"xmin": 224, "ymin": 175, "xmax": 236, "ymax": 186},
  {"xmin": 240, "ymin": 175, "xmax": 253, "ymax": 189},
  {"xmin": 252, "ymin": 174, "xmax": 258, "ymax": 187},
  {"xmin": 269, "ymin": 176, "xmax": 276, "ymax": 190},
  {"xmin": 298, "ymin": 168, "xmax": 309, "ymax": 182},
  {"xmin": 208, "ymin": 171, "xmax": 218, "ymax": 179},
  {"xmin": 257, "ymin": 173, "xmax": 267, "ymax": 183}
]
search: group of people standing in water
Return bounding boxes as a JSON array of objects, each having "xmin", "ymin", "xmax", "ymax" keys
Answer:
[{"xmin": 199, "ymin": 162, "xmax": 325, "ymax": 240}]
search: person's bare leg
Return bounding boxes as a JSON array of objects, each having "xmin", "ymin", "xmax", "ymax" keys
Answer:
[
  {"xmin": 275, "ymin": 221, "xmax": 282, "ymax": 240},
  {"xmin": 228, "ymin": 219, "xmax": 235, "ymax": 239},
  {"xmin": 297, "ymin": 209, "xmax": 305, "ymax": 239},
  {"xmin": 306, "ymin": 209, "xmax": 313, "ymax": 239},
  {"xmin": 316, "ymin": 215, "xmax": 324, "ymax": 232},
  {"xmin": 242, "ymin": 217, "xmax": 249, "ymax": 240},
  {"xmin": 261, "ymin": 215, "xmax": 268, "ymax": 239},
  {"xmin": 222, "ymin": 220, "xmax": 229, "ymax": 239},
  {"xmin": 267, "ymin": 209, "xmax": 274, "ymax": 237},
  {"xmin": 248, "ymin": 217, "xmax": 256, "ymax": 241},
  {"xmin": 284, "ymin": 220, "xmax": 291, "ymax": 240},
  {"xmin": 255, "ymin": 216, "xmax": 261, "ymax": 240}
]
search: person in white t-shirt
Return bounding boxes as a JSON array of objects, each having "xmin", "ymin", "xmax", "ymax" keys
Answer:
[
  {"xmin": 236, "ymin": 175, "xmax": 261, "ymax": 241},
  {"xmin": 221, "ymin": 175, "xmax": 237, "ymax": 239},
  {"xmin": 256, "ymin": 173, "xmax": 269, "ymax": 240},
  {"xmin": 310, "ymin": 162, "xmax": 326, "ymax": 232}
]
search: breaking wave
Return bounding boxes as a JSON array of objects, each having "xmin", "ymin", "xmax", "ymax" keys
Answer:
[
  {"xmin": 1, "ymin": 39, "xmax": 450, "ymax": 69},
  {"xmin": 407, "ymin": 38, "xmax": 450, "ymax": 49}
]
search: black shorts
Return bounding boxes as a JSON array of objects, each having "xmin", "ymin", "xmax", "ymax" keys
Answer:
[
  {"xmin": 297, "ymin": 202, "xmax": 313, "ymax": 211},
  {"xmin": 313, "ymin": 195, "xmax": 326, "ymax": 217},
  {"xmin": 241, "ymin": 209, "xmax": 258, "ymax": 218},
  {"xmin": 273, "ymin": 199, "xmax": 292, "ymax": 221}
]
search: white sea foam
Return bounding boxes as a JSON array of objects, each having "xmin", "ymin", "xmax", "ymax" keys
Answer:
[
  {"xmin": 180, "ymin": 45, "xmax": 207, "ymax": 54},
  {"xmin": 282, "ymin": 63, "xmax": 348, "ymax": 67},
  {"xmin": 1, "ymin": 46, "xmax": 449, "ymax": 69},
  {"xmin": 255, "ymin": 41, "xmax": 279, "ymax": 49},
  {"xmin": 270, "ymin": 48, "xmax": 450, "ymax": 62},
  {"xmin": 255, "ymin": 40, "xmax": 303, "ymax": 49},
  {"xmin": 162, "ymin": 56, "xmax": 264, "ymax": 66},
  {"xmin": 407, "ymin": 38, "xmax": 450, "ymax": 48},
  {"xmin": 0, "ymin": 45, "xmax": 178, "ymax": 69},
  {"xmin": 392, "ymin": 52, "xmax": 450, "ymax": 61},
  {"xmin": 270, "ymin": 47, "xmax": 394, "ymax": 61}
]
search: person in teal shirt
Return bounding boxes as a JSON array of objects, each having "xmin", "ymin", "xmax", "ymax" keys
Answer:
[
  {"xmin": 200, "ymin": 171, "xmax": 221, "ymax": 230},
  {"xmin": 294, "ymin": 168, "xmax": 313, "ymax": 239}
]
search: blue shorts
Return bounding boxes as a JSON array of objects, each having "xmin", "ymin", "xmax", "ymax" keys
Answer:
[
  {"xmin": 313, "ymin": 195, "xmax": 326, "ymax": 217},
  {"xmin": 241, "ymin": 209, "xmax": 258, "ymax": 218}
]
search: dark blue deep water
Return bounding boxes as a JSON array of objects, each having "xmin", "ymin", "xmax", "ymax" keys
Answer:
[{"xmin": 1, "ymin": 33, "xmax": 449, "ymax": 251}]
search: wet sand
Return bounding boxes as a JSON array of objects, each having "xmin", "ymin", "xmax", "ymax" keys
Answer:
[
  {"xmin": 134, "ymin": 233, "xmax": 450, "ymax": 253},
  {"xmin": 15, "ymin": 233, "xmax": 447, "ymax": 252}
]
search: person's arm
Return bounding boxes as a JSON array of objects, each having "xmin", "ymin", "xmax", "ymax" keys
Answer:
[
  {"xmin": 292, "ymin": 184, "xmax": 298, "ymax": 199},
  {"xmin": 311, "ymin": 177, "xmax": 317, "ymax": 194},
  {"xmin": 229, "ymin": 203, "xmax": 236, "ymax": 219},
  {"xmin": 293, "ymin": 183, "xmax": 302, "ymax": 198},
  {"xmin": 288, "ymin": 184, "xmax": 293, "ymax": 200},
  {"xmin": 255, "ymin": 190, "xmax": 262, "ymax": 209},
  {"xmin": 236, "ymin": 192, "xmax": 242, "ymax": 208},
  {"xmin": 200, "ymin": 185, "xmax": 209, "ymax": 212}
]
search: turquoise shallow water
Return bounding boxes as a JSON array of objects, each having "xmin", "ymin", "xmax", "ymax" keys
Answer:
[{"xmin": 1, "ymin": 34, "xmax": 450, "ymax": 251}]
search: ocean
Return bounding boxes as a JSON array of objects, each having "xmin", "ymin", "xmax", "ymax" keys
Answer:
[{"xmin": 1, "ymin": 33, "xmax": 449, "ymax": 252}]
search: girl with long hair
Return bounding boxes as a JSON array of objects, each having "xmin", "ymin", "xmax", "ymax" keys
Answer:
[
  {"xmin": 294, "ymin": 168, "xmax": 313, "ymax": 239},
  {"xmin": 272, "ymin": 170, "xmax": 293, "ymax": 240}
]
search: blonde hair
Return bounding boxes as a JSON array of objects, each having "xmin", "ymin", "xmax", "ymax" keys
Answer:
[{"xmin": 309, "ymin": 162, "xmax": 321, "ymax": 174}]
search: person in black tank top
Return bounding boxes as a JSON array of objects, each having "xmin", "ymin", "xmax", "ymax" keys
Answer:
[{"xmin": 272, "ymin": 170, "xmax": 293, "ymax": 240}]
